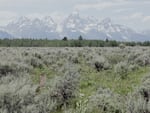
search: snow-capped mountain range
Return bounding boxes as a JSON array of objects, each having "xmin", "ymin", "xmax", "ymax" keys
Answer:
[
  {"xmin": 0, "ymin": 12, "xmax": 149, "ymax": 41},
  {"xmin": 2, "ymin": 16, "xmax": 59, "ymax": 39}
]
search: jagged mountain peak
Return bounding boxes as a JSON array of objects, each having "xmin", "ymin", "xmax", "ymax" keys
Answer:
[
  {"xmin": 43, "ymin": 16, "xmax": 55, "ymax": 25},
  {"xmin": 31, "ymin": 18, "xmax": 42, "ymax": 24},
  {"xmin": 98, "ymin": 18, "xmax": 113, "ymax": 30},
  {"xmin": 11, "ymin": 16, "xmax": 30, "ymax": 25},
  {"xmin": 19, "ymin": 16, "xmax": 29, "ymax": 20},
  {"xmin": 101, "ymin": 18, "xmax": 112, "ymax": 24},
  {"xmin": 63, "ymin": 12, "xmax": 85, "ymax": 30},
  {"xmin": 66, "ymin": 11, "xmax": 83, "ymax": 24},
  {"xmin": 3, "ymin": 16, "xmax": 59, "ymax": 39},
  {"xmin": 86, "ymin": 16, "xmax": 98, "ymax": 24},
  {"xmin": 0, "ymin": 13, "xmax": 149, "ymax": 41}
]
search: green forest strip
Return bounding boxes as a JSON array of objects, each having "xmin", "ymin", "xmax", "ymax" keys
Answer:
[{"xmin": 0, "ymin": 38, "xmax": 150, "ymax": 47}]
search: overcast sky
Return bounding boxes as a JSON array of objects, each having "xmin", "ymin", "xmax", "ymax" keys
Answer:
[{"xmin": 0, "ymin": 0, "xmax": 150, "ymax": 31}]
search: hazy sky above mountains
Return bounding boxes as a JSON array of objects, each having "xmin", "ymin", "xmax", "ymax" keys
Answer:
[{"xmin": 0, "ymin": 0, "xmax": 150, "ymax": 31}]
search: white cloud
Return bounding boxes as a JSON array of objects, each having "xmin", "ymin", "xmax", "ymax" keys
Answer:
[
  {"xmin": 0, "ymin": 11, "xmax": 18, "ymax": 19},
  {"xmin": 75, "ymin": 2, "xmax": 114, "ymax": 11},
  {"xmin": 0, "ymin": 11, "xmax": 18, "ymax": 25},
  {"xmin": 74, "ymin": 0, "xmax": 150, "ymax": 12},
  {"xmin": 130, "ymin": 13, "xmax": 143, "ymax": 19},
  {"xmin": 123, "ymin": 12, "xmax": 150, "ymax": 23},
  {"xmin": 143, "ymin": 16, "xmax": 150, "ymax": 22},
  {"xmin": 114, "ymin": 8, "xmax": 133, "ymax": 13},
  {"xmin": 74, "ymin": 1, "xmax": 128, "ymax": 11},
  {"xmin": 0, "ymin": 0, "xmax": 42, "ymax": 5}
]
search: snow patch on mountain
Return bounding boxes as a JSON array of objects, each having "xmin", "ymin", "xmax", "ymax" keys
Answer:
[{"xmin": 3, "ymin": 16, "xmax": 60, "ymax": 39}]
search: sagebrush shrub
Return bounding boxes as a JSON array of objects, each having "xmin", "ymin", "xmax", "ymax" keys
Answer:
[
  {"xmin": 50, "ymin": 69, "xmax": 80, "ymax": 108},
  {"xmin": 0, "ymin": 75, "xmax": 38, "ymax": 113},
  {"xmin": 69, "ymin": 55, "xmax": 80, "ymax": 64},
  {"xmin": 93, "ymin": 56, "xmax": 110, "ymax": 71},
  {"xmin": 0, "ymin": 74, "xmax": 58, "ymax": 113},
  {"xmin": 114, "ymin": 61, "xmax": 129, "ymax": 79},
  {"xmin": 119, "ymin": 43, "xmax": 125, "ymax": 49},
  {"xmin": 87, "ymin": 88, "xmax": 124, "ymax": 113},
  {"xmin": 106, "ymin": 54, "xmax": 125, "ymax": 65},
  {"xmin": 34, "ymin": 53, "xmax": 42, "ymax": 59},
  {"xmin": 128, "ymin": 64, "xmax": 139, "ymax": 72},
  {"xmin": 0, "ymin": 63, "xmax": 29, "ymax": 77},
  {"xmin": 30, "ymin": 58, "xmax": 44, "ymax": 68},
  {"xmin": 127, "ymin": 75, "xmax": 150, "ymax": 113},
  {"xmin": 135, "ymin": 53, "xmax": 150, "ymax": 66},
  {"xmin": 0, "ymin": 65, "xmax": 14, "ymax": 77}
]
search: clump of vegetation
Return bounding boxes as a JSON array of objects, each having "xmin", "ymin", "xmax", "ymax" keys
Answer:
[
  {"xmin": 135, "ymin": 53, "xmax": 150, "ymax": 66},
  {"xmin": 114, "ymin": 61, "xmax": 129, "ymax": 79},
  {"xmin": 68, "ymin": 55, "xmax": 80, "ymax": 64},
  {"xmin": 30, "ymin": 58, "xmax": 44, "ymax": 68},
  {"xmin": 119, "ymin": 43, "xmax": 126, "ymax": 49},
  {"xmin": 0, "ymin": 77, "xmax": 58, "ymax": 113},
  {"xmin": 127, "ymin": 75, "xmax": 150, "ymax": 113},
  {"xmin": 93, "ymin": 56, "xmax": 110, "ymax": 71},
  {"xmin": 87, "ymin": 88, "xmax": 124, "ymax": 113},
  {"xmin": 0, "ymin": 62, "xmax": 31, "ymax": 78},
  {"xmin": 106, "ymin": 53, "xmax": 125, "ymax": 65},
  {"xmin": 0, "ymin": 75, "xmax": 38, "ymax": 113},
  {"xmin": 50, "ymin": 69, "xmax": 80, "ymax": 108},
  {"xmin": 0, "ymin": 64, "xmax": 15, "ymax": 77},
  {"xmin": 128, "ymin": 64, "xmax": 139, "ymax": 72}
]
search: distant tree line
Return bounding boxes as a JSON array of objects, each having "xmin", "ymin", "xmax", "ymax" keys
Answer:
[{"xmin": 0, "ymin": 36, "xmax": 150, "ymax": 47}]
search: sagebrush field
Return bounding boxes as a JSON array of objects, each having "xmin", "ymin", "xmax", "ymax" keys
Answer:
[{"xmin": 0, "ymin": 47, "xmax": 150, "ymax": 113}]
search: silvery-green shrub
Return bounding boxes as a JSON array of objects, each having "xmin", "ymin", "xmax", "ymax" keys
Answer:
[
  {"xmin": 119, "ymin": 43, "xmax": 125, "ymax": 49},
  {"xmin": 114, "ymin": 61, "xmax": 129, "ymax": 79},
  {"xmin": 30, "ymin": 58, "xmax": 44, "ymax": 68},
  {"xmin": 87, "ymin": 88, "xmax": 124, "ymax": 113},
  {"xmin": 0, "ymin": 74, "xmax": 58, "ymax": 113},
  {"xmin": 50, "ymin": 67, "xmax": 80, "ymax": 108},
  {"xmin": 127, "ymin": 75, "xmax": 150, "ymax": 113},
  {"xmin": 135, "ymin": 53, "xmax": 150, "ymax": 66},
  {"xmin": 93, "ymin": 56, "xmax": 110, "ymax": 71}
]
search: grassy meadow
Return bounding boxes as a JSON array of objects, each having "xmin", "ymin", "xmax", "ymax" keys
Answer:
[{"xmin": 0, "ymin": 47, "xmax": 150, "ymax": 113}]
